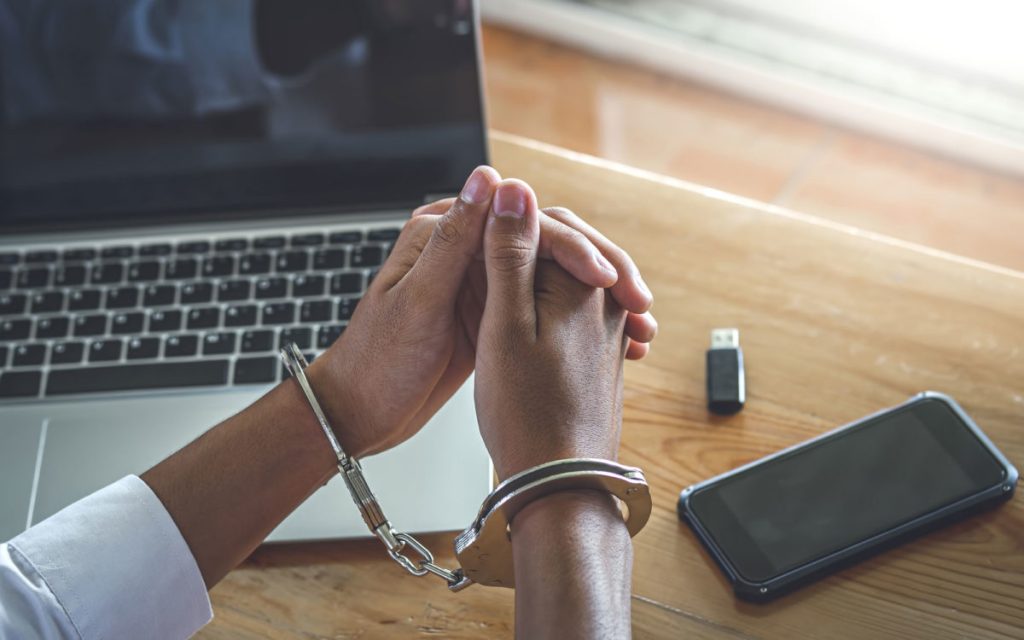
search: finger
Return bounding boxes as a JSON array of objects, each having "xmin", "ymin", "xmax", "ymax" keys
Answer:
[
  {"xmin": 543, "ymin": 206, "xmax": 653, "ymax": 314},
  {"xmin": 404, "ymin": 166, "xmax": 501, "ymax": 300},
  {"xmin": 538, "ymin": 215, "xmax": 618, "ymax": 289},
  {"xmin": 412, "ymin": 197, "xmax": 457, "ymax": 218},
  {"xmin": 482, "ymin": 179, "xmax": 541, "ymax": 336},
  {"xmin": 372, "ymin": 213, "xmax": 439, "ymax": 290},
  {"xmin": 625, "ymin": 311, "xmax": 658, "ymax": 344},
  {"xmin": 625, "ymin": 339, "xmax": 650, "ymax": 360}
]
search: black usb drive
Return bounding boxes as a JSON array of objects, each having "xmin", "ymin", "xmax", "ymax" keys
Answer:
[{"xmin": 706, "ymin": 328, "xmax": 745, "ymax": 414}]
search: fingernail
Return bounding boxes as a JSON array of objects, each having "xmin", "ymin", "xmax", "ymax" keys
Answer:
[
  {"xmin": 493, "ymin": 184, "xmax": 528, "ymax": 218},
  {"xmin": 595, "ymin": 252, "xmax": 615, "ymax": 276},
  {"xmin": 461, "ymin": 167, "xmax": 490, "ymax": 204},
  {"xmin": 635, "ymin": 275, "xmax": 652, "ymax": 299}
]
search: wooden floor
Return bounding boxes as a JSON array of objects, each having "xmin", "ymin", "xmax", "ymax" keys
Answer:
[{"xmin": 481, "ymin": 26, "xmax": 1024, "ymax": 273}]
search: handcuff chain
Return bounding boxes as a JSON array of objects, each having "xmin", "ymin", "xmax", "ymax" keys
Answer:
[{"xmin": 280, "ymin": 344, "xmax": 471, "ymax": 591}]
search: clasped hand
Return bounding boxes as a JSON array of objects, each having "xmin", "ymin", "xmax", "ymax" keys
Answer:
[{"xmin": 306, "ymin": 167, "xmax": 656, "ymax": 478}]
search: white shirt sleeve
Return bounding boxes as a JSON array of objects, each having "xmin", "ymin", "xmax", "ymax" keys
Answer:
[{"xmin": 0, "ymin": 475, "xmax": 213, "ymax": 639}]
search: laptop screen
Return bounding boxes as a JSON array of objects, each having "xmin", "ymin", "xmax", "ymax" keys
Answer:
[{"xmin": 0, "ymin": 0, "xmax": 487, "ymax": 232}]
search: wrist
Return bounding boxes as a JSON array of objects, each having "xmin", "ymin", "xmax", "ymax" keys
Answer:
[{"xmin": 298, "ymin": 349, "xmax": 373, "ymax": 459}]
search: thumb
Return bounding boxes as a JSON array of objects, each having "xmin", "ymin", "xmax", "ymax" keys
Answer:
[
  {"xmin": 482, "ymin": 180, "xmax": 540, "ymax": 338},
  {"xmin": 405, "ymin": 166, "xmax": 501, "ymax": 301}
]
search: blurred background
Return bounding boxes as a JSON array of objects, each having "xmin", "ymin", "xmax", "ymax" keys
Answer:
[{"xmin": 480, "ymin": 0, "xmax": 1024, "ymax": 272}]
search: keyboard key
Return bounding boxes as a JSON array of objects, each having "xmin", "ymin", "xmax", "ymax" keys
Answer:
[
  {"xmin": 29, "ymin": 292, "xmax": 63, "ymax": 313},
  {"xmin": 111, "ymin": 312, "xmax": 145, "ymax": 335},
  {"xmin": 0, "ymin": 345, "xmax": 6, "ymax": 367},
  {"xmin": 0, "ymin": 252, "xmax": 21, "ymax": 265},
  {"xmin": 50, "ymin": 341, "xmax": 84, "ymax": 365},
  {"xmin": 254, "ymin": 236, "xmax": 285, "ymax": 249},
  {"xmin": 330, "ymin": 230, "xmax": 363, "ymax": 244},
  {"xmin": 255, "ymin": 277, "xmax": 288, "ymax": 299},
  {"xmin": 148, "ymin": 309, "xmax": 182, "ymax": 332},
  {"xmin": 300, "ymin": 299, "xmax": 333, "ymax": 323},
  {"xmin": 330, "ymin": 272, "xmax": 363, "ymax": 295},
  {"xmin": 241, "ymin": 329, "xmax": 274, "ymax": 352},
  {"xmin": 181, "ymin": 282, "xmax": 214, "ymax": 304},
  {"xmin": 351, "ymin": 245, "xmax": 384, "ymax": 268},
  {"xmin": 187, "ymin": 307, "xmax": 220, "ymax": 329},
  {"xmin": 46, "ymin": 360, "xmax": 229, "ymax": 396},
  {"xmin": 368, "ymin": 228, "xmax": 401, "ymax": 241},
  {"xmin": 165, "ymin": 334, "xmax": 199, "ymax": 357},
  {"xmin": 234, "ymin": 356, "xmax": 278, "ymax": 384},
  {"xmin": 1, "ymin": 318, "xmax": 31, "ymax": 341},
  {"xmin": 317, "ymin": 324, "xmax": 345, "ymax": 348},
  {"xmin": 224, "ymin": 304, "xmax": 258, "ymax": 327},
  {"xmin": 279, "ymin": 327, "xmax": 312, "ymax": 350},
  {"xmin": 74, "ymin": 314, "xmax": 107, "ymax": 337},
  {"xmin": 202, "ymin": 332, "xmax": 237, "ymax": 355},
  {"xmin": 165, "ymin": 258, "xmax": 198, "ymax": 279},
  {"xmin": 139, "ymin": 243, "xmax": 172, "ymax": 257},
  {"xmin": 17, "ymin": 267, "xmax": 50, "ymax": 289},
  {"xmin": 68, "ymin": 289, "xmax": 102, "ymax": 311},
  {"xmin": 313, "ymin": 249, "xmax": 346, "ymax": 270},
  {"xmin": 217, "ymin": 279, "xmax": 251, "ymax": 302},
  {"xmin": 106, "ymin": 286, "xmax": 139, "ymax": 309},
  {"xmin": 177, "ymin": 241, "xmax": 210, "ymax": 254},
  {"xmin": 143, "ymin": 284, "xmax": 176, "ymax": 306},
  {"xmin": 291, "ymin": 233, "xmax": 325, "ymax": 247},
  {"xmin": 201, "ymin": 256, "xmax": 234, "ymax": 277},
  {"xmin": 127, "ymin": 337, "xmax": 161, "ymax": 360},
  {"xmin": 101, "ymin": 245, "xmax": 134, "ymax": 259},
  {"xmin": 0, "ymin": 370, "xmax": 42, "ymax": 398},
  {"xmin": 239, "ymin": 253, "xmax": 271, "ymax": 275},
  {"xmin": 292, "ymin": 274, "xmax": 325, "ymax": 297},
  {"xmin": 91, "ymin": 262, "xmax": 124, "ymax": 285},
  {"xmin": 0, "ymin": 270, "xmax": 11, "ymax": 290},
  {"xmin": 275, "ymin": 251, "xmax": 308, "ymax": 273},
  {"xmin": 337, "ymin": 297, "xmax": 360, "ymax": 320},
  {"xmin": 0, "ymin": 293, "xmax": 28, "ymax": 315},
  {"xmin": 25, "ymin": 250, "xmax": 58, "ymax": 263},
  {"xmin": 63, "ymin": 248, "xmax": 97, "ymax": 261},
  {"xmin": 89, "ymin": 339, "xmax": 123, "ymax": 362},
  {"xmin": 13, "ymin": 344, "xmax": 46, "ymax": 367},
  {"xmin": 55, "ymin": 265, "xmax": 87, "ymax": 286},
  {"xmin": 36, "ymin": 317, "xmax": 69, "ymax": 339},
  {"xmin": 127, "ymin": 261, "xmax": 161, "ymax": 282},
  {"xmin": 261, "ymin": 302, "xmax": 295, "ymax": 325},
  {"xmin": 215, "ymin": 238, "xmax": 248, "ymax": 252}
]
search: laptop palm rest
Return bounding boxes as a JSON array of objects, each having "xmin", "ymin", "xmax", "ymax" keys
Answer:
[{"xmin": 20, "ymin": 380, "xmax": 489, "ymax": 542}]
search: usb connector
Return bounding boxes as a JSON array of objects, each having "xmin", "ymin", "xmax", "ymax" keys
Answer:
[{"xmin": 706, "ymin": 328, "xmax": 745, "ymax": 414}]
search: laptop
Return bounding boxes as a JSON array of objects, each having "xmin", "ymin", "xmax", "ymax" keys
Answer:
[{"xmin": 0, "ymin": 1, "xmax": 492, "ymax": 543}]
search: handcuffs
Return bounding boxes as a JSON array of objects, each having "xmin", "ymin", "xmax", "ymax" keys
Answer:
[{"xmin": 280, "ymin": 344, "xmax": 652, "ymax": 591}]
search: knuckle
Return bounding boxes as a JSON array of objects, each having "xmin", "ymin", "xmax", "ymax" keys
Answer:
[
  {"xmin": 488, "ymin": 241, "xmax": 534, "ymax": 273},
  {"xmin": 431, "ymin": 213, "xmax": 464, "ymax": 246}
]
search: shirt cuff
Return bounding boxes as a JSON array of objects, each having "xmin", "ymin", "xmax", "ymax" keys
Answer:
[{"xmin": 8, "ymin": 476, "xmax": 212, "ymax": 640}]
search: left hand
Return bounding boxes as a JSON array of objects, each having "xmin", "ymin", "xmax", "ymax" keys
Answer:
[{"xmin": 307, "ymin": 168, "xmax": 656, "ymax": 457}]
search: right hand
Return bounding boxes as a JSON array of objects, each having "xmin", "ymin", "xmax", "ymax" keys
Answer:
[{"xmin": 474, "ymin": 181, "xmax": 629, "ymax": 480}]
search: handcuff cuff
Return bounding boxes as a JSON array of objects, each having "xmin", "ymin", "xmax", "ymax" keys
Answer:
[{"xmin": 280, "ymin": 343, "xmax": 653, "ymax": 591}]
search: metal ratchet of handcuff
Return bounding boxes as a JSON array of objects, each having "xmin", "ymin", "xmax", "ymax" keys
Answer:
[{"xmin": 279, "ymin": 343, "xmax": 653, "ymax": 591}]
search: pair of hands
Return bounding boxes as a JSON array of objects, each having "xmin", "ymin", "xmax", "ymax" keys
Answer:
[{"xmin": 308, "ymin": 167, "xmax": 656, "ymax": 479}]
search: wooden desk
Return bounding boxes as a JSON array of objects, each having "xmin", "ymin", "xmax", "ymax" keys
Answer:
[{"xmin": 199, "ymin": 133, "xmax": 1024, "ymax": 639}]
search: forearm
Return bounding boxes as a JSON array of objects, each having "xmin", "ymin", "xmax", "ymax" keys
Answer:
[
  {"xmin": 141, "ymin": 359, "xmax": 343, "ymax": 588},
  {"xmin": 511, "ymin": 490, "xmax": 634, "ymax": 640}
]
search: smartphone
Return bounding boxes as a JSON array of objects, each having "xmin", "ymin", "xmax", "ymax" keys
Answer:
[{"xmin": 677, "ymin": 392, "xmax": 1018, "ymax": 601}]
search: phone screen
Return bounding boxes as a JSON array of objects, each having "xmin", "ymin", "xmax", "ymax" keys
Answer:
[{"xmin": 689, "ymin": 398, "xmax": 1007, "ymax": 582}]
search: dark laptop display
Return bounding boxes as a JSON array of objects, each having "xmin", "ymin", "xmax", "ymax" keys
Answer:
[{"xmin": 0, "ymin": 0, "xmax": 487, "ymax": 231}]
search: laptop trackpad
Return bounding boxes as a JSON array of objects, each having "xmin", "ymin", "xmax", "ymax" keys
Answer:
[
  {"xmin": 0, "ymin": 410, "xmax": 44, "ymax": 541},
  {"xmin": 31, "ymin": 390, "xmax": 263, "ymax": 527}
]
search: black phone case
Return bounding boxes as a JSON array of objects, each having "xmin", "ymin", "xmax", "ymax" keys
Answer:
[{"xmin": 677, "ymin": 391, "xmax": 1019, "ymax": 602}]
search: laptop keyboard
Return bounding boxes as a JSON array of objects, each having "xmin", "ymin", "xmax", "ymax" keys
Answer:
[{"xmin": 0, "ymin": 225, "xmax": 401, "ymax": 400}]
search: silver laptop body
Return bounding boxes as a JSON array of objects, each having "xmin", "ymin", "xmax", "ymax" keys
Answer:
[{"xmin": 0, "ymin": 0, "xmax": 491, "ymax": 543}]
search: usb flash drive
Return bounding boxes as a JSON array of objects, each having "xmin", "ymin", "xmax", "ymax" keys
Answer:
[{"xmin": 706, "ymin": 328, "xmax": 745, "ymax": 414}]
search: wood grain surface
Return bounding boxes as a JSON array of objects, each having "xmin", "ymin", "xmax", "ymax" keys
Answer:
[{"xmin": 199, "ymin": 133, "xmax": 1024, "ymax": 639}]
